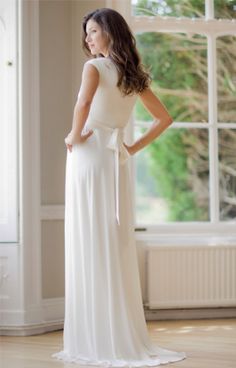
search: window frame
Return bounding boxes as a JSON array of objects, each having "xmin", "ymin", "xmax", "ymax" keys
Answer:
[
  {"xmin": 0, "ymin": 0, "xmax": 18, "ymax": 243},
  {"xmin": 108, "ymin": 0, "xmax": 236, "ymax": 236}
]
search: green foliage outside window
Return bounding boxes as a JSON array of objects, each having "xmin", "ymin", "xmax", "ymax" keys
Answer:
[
  {"xmin": 132, "ymin": 0, "xmax": 205, "ymax": 17},
  {"xmin": 134, "ymin": 0, "xmax": 236, "ymax": 222}
]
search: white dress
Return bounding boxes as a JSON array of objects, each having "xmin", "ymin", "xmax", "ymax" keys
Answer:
[{"xmin": 52, "ymin": 57, "xmax": 186, "ymax": 367}]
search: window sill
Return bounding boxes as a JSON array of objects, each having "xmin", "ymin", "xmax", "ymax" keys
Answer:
[{"xmin": 135, "ymin": 232, "xmax": 236, "ymax": 247}]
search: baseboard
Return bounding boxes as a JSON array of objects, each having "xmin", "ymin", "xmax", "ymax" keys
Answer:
[
  {"xmin": 144, "ymin": 306, "xmax": 236, "ymax": 320},
  {"xmin": 0, "ymin": 320, "xmax": 63, "ymax": 336},
  {"xmin": 1, "ymin": 300, "xmax": 236, "ymax": 336},
  {"xmin": 0, "ymin": 297, "xmax": 64, "ymax": 336}
]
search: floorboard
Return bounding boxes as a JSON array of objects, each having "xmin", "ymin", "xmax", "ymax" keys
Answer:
[{"xmin": 1, "ymin": 319, "xmax": 236, "ymax": 368}]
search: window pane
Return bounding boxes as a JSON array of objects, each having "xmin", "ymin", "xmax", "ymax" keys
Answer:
[
  {"xmin": 135, "ymin": 32, "xmax": 208, "ymax": 123},
  {"xmin": 135, "ymin": 127, "xmax": 209, "ymax": 224},
  {"xmin": 219, "ymin": 129, "xmax": 236, "ymax": 220},
  {"xmin": 131, "ymin": 0, "xmax": 205, "ymax": 17},
  {"xmin": 217, "ymin": 35, "xmax": 236, "ymax": 123},
  {"xmin": 214, "ymin": 0, "xmax": 236, "ymax": 19}
]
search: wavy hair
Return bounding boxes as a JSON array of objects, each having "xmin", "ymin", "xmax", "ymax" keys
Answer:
[{"xmin": 82, "ymin": 8, "xmax": 151, "ymax": 95}]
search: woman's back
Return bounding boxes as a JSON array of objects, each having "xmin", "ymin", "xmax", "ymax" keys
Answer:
[{"xmin": 85, "ymin": 57, "xmax": 137, "ymax": 129}]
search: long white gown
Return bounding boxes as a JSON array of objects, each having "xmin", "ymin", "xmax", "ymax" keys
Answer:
[{"xmin": 52, "ymin": 57, "xmax": 186, "ymax": 367}]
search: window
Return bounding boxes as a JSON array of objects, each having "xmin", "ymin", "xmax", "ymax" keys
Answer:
[{"xmin": 127, "ymin": 0, "xmax": 236, "ymax": 229}]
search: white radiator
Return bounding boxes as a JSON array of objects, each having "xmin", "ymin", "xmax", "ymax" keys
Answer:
[{"xmin": 147, "ymin": 245, "xmax": 236, "ymax": 309}]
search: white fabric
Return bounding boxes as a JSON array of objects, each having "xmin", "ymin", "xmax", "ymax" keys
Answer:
[
  {"xmin": 52, "ymin": 57, "xmax": 186, "ymax": 367},
  {"xmin": 89, "ymin": 120, "xmax": 130, "ymax": 225}
]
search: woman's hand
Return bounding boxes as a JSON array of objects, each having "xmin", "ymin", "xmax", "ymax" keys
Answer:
[
  {"xmin": 65, "ymin": 129, "xmax": 93, "ymax": 152},
  {"xmin": 123, "ymin": 143, "xmax": 136, "ymax": 156},
  {"xmin": 65, "ymin": 133, "xmax": 73, "ymax": 152}
]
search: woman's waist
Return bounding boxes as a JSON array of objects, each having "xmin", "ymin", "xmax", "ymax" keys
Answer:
[{"xmin": 85, "ymin": 117, "xmax": 126, "ymax": 132}]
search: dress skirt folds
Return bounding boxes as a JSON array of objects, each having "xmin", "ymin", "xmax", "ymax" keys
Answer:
[{"xmin": 52, "ymin": 57, "xmax": 186, "ymax": 367}]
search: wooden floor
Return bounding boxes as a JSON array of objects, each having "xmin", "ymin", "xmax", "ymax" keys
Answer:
[{"xmin": 1, "ymin": 319, "xmax": 236, "ymax": 368}]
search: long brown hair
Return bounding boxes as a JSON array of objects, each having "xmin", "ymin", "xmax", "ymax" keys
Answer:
[{"xmin": 82, "ymin": 8, "xmax": 151, "ymax": 95}]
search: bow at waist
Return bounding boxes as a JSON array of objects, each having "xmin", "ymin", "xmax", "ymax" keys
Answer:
[
  {"xmin": 106, "ymin": 127, "xmax": 130, "ymax": 164},
  {"xmin": 87, "ymin": 121, "xmax": 130, "ymax": 225}
]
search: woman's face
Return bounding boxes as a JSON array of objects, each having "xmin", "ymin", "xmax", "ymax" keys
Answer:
[{"xmin": 85, "ymin": 19, "xmax": 109, "ymax": 57}]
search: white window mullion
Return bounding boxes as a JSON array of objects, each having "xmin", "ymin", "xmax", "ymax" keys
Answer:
[
  {"xmin": 205, "ymin": 0, "xmax": 214, "ymax": 19},
  {"xmin": 208, "ymin": 35, "xmax": 219, "ymax": 223}
]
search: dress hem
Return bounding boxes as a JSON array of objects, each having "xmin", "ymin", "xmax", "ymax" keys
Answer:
[{"xmin": 52, "ymin": 350, "xmax": 186, "ymax": 367}]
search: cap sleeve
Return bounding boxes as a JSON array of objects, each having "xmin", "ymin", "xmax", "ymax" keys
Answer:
[
  {"xmin": 85, "ymin": 58, "xmax": 100, "ymax": 74},
  {"xmin": 76, "ymin": 59, "xmax": 100, "ymax": 100}
]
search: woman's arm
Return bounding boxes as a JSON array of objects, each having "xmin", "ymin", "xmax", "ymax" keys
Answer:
[
  {"xmin": 124, "ymin": 87, "xmax": 173, "ymax": 155},
  {"xmin": 65, "ymin": 63, "xmax": 99, "ymax": 151}
]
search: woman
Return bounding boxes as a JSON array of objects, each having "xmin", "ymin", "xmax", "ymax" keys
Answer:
[{"xmin": 52, "ymin": 8, "xmax": 186, "ymax": 367}]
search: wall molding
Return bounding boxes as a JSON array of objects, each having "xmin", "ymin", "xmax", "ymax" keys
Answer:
[
  {"xmin": 1, "ymin": 296, "xmax": 236, "ymax": 336},
  {"xmin": 0, "ymin": 298, "xmax": 64, "ymax": 336},
  {"xmin": 0, "ymin": 0, "xmax": 44, "ymax": 330},
  {"xmin": 145, "ymin": 307, "xmax": 236, "ymax": 321},
  {"xmin": 40, "ymin": 205, "xmax": 236, "ymax": 243},
  {"xmin": 41, "ymin": 205, "xmax": 64, "ymax": 220},
  {"xmin": 0, "ymin": 320, "xmax": 63, "ymax": 336}
]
